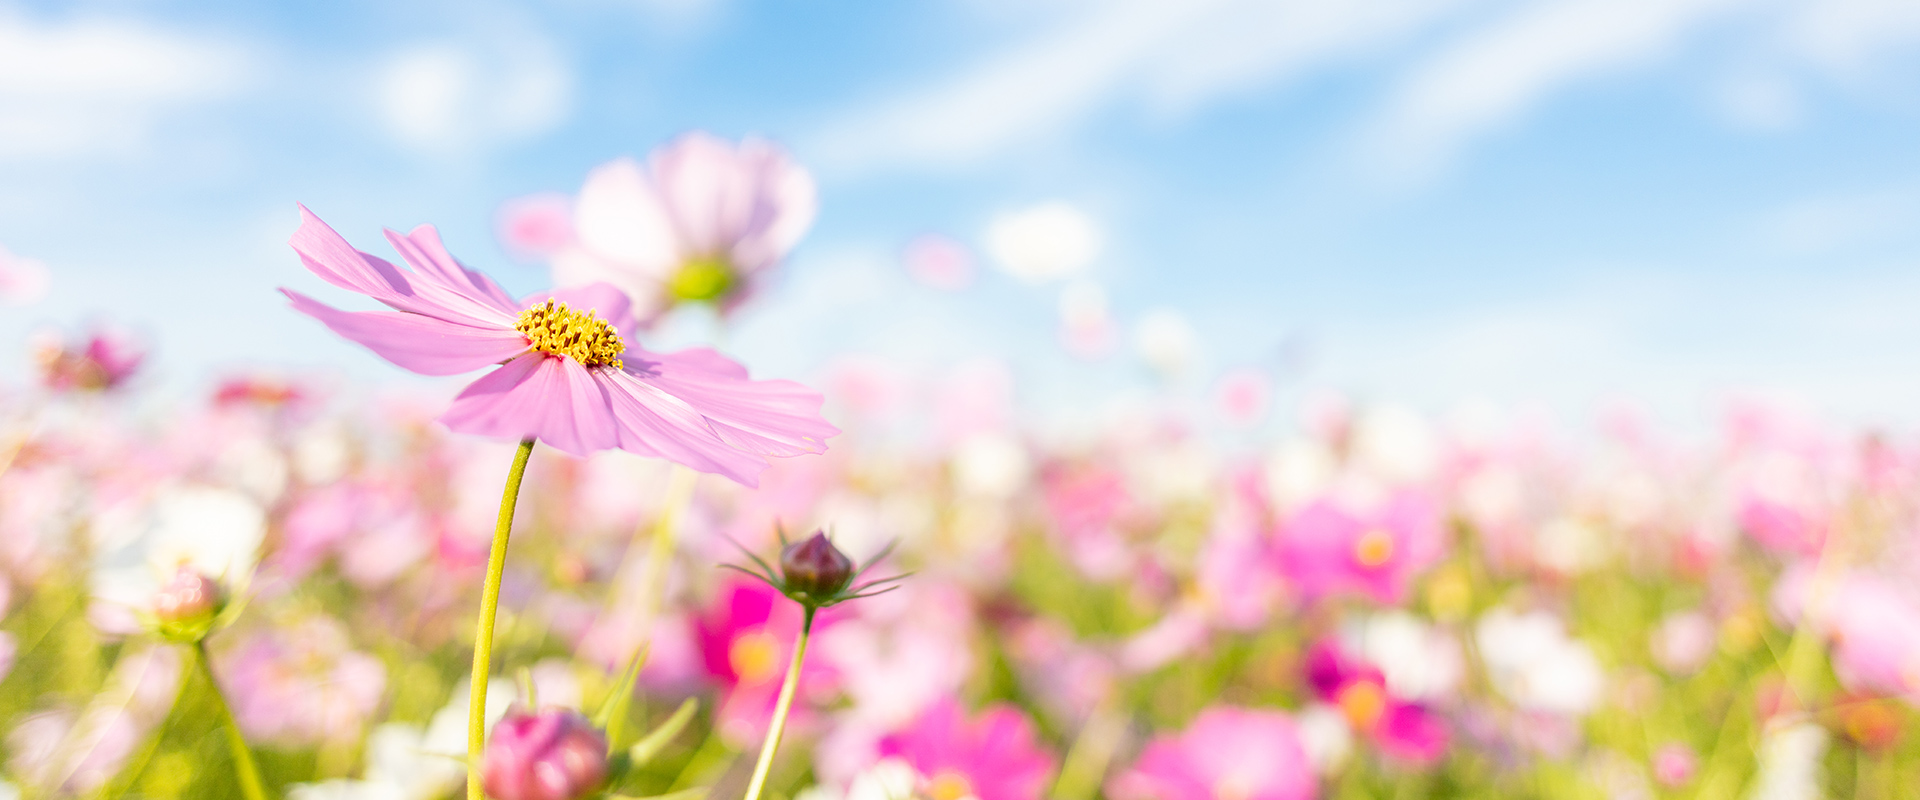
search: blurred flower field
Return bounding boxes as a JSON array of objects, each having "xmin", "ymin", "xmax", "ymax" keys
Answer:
[{"xmin": 3, "ymin": 135, "xmax": 1920, "ymax": 800}]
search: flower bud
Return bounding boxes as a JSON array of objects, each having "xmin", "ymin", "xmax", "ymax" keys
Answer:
[
  {"xmin": 482, "ymin": 707, "xmax": 609, "ymax": 800},
  {"xmin": 780, "ymin": 531, "xmax": 854, "ymax": 600},
  {"xmin": 152, "ymin": 567, "xmax": 223, "ymax": 642}
]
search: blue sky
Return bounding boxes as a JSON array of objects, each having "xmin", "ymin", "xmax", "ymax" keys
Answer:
[{"xmin": 4, "ymin": 0, "xmax": 1920, "ymax": 428}]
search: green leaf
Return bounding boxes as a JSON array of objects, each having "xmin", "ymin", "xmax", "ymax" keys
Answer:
[
  {"xmin": 595, "ymin": 642, "xmax": 652, "ymax": 745},
  {"xmin": 628, "ymin": 697, "xmax": 699, "ymax": 766}
]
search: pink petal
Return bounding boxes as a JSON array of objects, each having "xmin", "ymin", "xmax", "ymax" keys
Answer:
[
  {"xmin": 519, "ymin": 282, "xmax": 639, "ymax": 338},
  {"xmin": 385, "ymin": 224, "xmax": 520, "ymax": 313},
  {"xmin": 653, "ymin": 132, "xmax": 756, "ymax": 256},
  {"xmin": 284, "ymin": 289, "xmax": 530, "ymax": 376},
  {"xmin": 634, "ymin": 348, "xmax": 838, "ymax": 457},
  {"xmin": 439, "ymin": 354, "xmax": 623, "ymax": 457},
  {"xmin": 290, "ymin": 205, "xmax": 517, "ymax": 329},
  {"xmin": 597, "ymin": 368, "xmax": 772, "ymax": 487},
  {"xmin": 574, "ymin": 157, "xmax": 682, "ymax": 277},
  {"xmin": 729, "ymin": 137, "xmax": 817, "ymax": 275}
]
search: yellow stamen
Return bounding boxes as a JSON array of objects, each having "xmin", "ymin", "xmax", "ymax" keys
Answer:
[
  {"xmin": 1353, "ymin": 529, "xmax": 1395, "ymax": 568},
  {"xmin": 926, "ymin": 771, "xmax": 976, "ymax": 800},
  {"xmin": 1337, "ymin": 681, "xmax": 1387, "ymax": 730},
  {"xmin": 514, "ymin": 299, "xmax": 625, "ymax": 368},
  {"xmin": 729, "ymin": 629, "xmax": 782, "ymax": 686}
]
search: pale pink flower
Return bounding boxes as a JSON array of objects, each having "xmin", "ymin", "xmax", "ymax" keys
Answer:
[
  {"xmin": 496, "ymin": 192, "xmax": 577, "ymax": 263},
  {"xmin": 1109, "ymin": 706, "xmax": 1315, "ymax": 800},
  {"xmin": 555, "ymin": 132, "xmax": 816, "ymax": 317},
  {"xmin": 878, "ymin": 699, "xmax": 1056, "ymax": 800},
  {"xmin": 282, "ymin": 206, "xmax": 836, "ymax": 486},
  {"xmin": 0, "ymin": 243, "xmax": 50, "ymax": 305},
  {"xmin": 32, "ymin": 326, "xmax": 144, "ymax": 392},
  {"xmin": 219, "ymin": 617, "xmax": 386, "ymax": 746},
  {"xmin": 904, "ymin": 234, "xmax": 974, "ymax": 291},
  {"xmin": 1273, "ymin": 492, "xmax": 1445, "ymax": 605}
]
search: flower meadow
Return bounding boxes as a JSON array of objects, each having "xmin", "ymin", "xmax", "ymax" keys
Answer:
[{"xmin": 4, "ymin": 135, "xmax": 1920, "ymax": 800}]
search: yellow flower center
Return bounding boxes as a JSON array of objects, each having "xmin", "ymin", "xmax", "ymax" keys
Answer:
[
  {"xmin": 514, "ymin": 299, "xmax": 625, "ymax": 368},
  {"xmin": 1353, "ymin": 529, "xmax": 1395, "ymax": 568},
  {"xmin": 728, "ymin": 630, "xmax": 782, "ymax": 686},
  {"xmin": 926, "ymin": 770, "xmax": 976, "ymax": 800},
  {"xmin": 1337, "ymin": 680, "xmax": 1387, "ymax": 730},
  {"xmin": 669, "ymin": 257, "xmax": 736, "ymax": 303}
]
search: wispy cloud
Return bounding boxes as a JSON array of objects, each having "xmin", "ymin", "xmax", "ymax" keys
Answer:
[
  {"xmin": 0, "ymin": 11, "xmax": 252, "ymax": 161},
  {"xmin": 807, "ymin": 0, "xmax": 1467, "ymax": 175},
  {"xmin": 376, "ymin": 34, "xmax": 574, "ymax": 155},
  {"xmin": 1360, "ymin": 0, "xmax": 1749, "ymax": 183}
]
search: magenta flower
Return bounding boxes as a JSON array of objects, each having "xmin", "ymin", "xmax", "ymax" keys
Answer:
[
  {"xmin": 878, "ymin": 699, "xmax": 1056, "ymax": 800},
  {"xmin": 1273, "ymin": 492, "xmax": 1443, "ymax": 605},
  {"xmin": 550, "ymin": 132, "xmax": 817, "ymax": 316},
  {"xmin": 281, "ymin": 206, "xmax": 836, "ymax": 486},
  {"xmin": 1304, "ymin": 640, "xmax": 1449, "ymax": 764},
  {"xmin": 32, "ymin": 326, "xmax": 144, "ymax": 392},
  {"xmin": 1108, "ymin": 706, "xmax": 1314, "ymax": 800},
  {"xmin": 693, "ymin": 578, "xmax": 840, "ymax": 744}
]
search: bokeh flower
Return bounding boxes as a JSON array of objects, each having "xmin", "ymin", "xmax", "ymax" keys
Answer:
[
  {"xmin": 547, "ymin": 132, "xmax": 817, "ymax": 318},
  {"xmin": 877, "ymin": 699, "xmax": 1055, "ymax": 800},
  {"xmin": 1109, "ymin": 706, "xmax": 1314, "ymax": 800}
]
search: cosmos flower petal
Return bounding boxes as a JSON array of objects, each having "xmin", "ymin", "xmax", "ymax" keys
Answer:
[
  {"xmin": 291, "ymin": 205, "xmax": 515, "ymax": 329},
  {"xmin": 521, "ymin": 282, "xmax": 638, "ymax": 338},
  {"xmin": 633, "ymin": 348, "xmax": 839, "ymax": 457},
  {"xmin": 385, "ymin": 224, "xmax": 521, "ymax": 314},
  {"xmin": 439, "ymin": 354, "xmax": 624, "ymax": 457},
  {"xmin": 730, "ymin": 139, "xmax": 818, "ymax": 274},
  {"xmin": 574, "ymin": 157, "xmax": 681, "ymax": 276},
  {"xmin": 283, "ymin": 289, "xmax": 530, "ymax": 376},
  {"xmin": 598, "ymin": 367, "xmax": 771, "ymax": 487},
  {"xmin": 652, "ymin": 132, "xmax": 755, "ymax": 256}
]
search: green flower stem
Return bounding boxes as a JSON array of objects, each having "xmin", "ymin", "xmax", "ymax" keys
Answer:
[
  {"xmin": 741, "ymin": 606, "xmax": 815, "ymax": 800},
  {"xmin": 468, "ymin": 437, "xmax": 537, "ymax": 800},
  {"xmin": 605, "ymin": 466, "xmax": 697, "ymax": 748},
  {"xmin": 192, "ymin": 640, "xmax": 271, "ymax": 800}
]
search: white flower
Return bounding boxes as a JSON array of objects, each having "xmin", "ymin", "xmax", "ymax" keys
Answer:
[
  {"xmin": 1476, "ymin": 608, "xmax": 1605, "ymax": 715},
  {"xmin": 1344, "ymin": 611, "xmax": 1463, "ymax": 701},
  {"xmin": 1748, "ymin": 721, "xmax": 1826, "ymax": 800},
  {"xmin": 1295, "ymin": 704, "xmax": 1353, "ymax": 775}
]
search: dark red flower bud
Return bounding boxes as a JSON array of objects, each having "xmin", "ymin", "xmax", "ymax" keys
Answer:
[
  {"xmin": 482, "ymin": 707, "xmax": 609, "ymax": 800},
  {"xmin": 780, "ymin": 531, "xmax": 854, "ymax": 599}
]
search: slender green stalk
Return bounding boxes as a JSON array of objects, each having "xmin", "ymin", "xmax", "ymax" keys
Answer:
[
  {"xmin": 741, "ymin": 607, "xmax": 815, "ymax": 800},
  {"xmin": 468, "ymin": 438, "xmax": 537, "ymax": 800},
  {"xmin": 192, "ymin": 640, "xmax": 271, "ymax": 800}
]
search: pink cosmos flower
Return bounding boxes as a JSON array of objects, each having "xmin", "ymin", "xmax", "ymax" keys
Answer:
[
  {"xmin": 1273, "ymin": 493, "xmax": 1444, "ymax": 605},
  {"xmin": 1108, "ymin": 706, "xmax": 1314, "ymax": 800},
  {"xmin": 693, "ymin": 578, "xmax": 840, "ymax": 745},
  {"xmin": 32, "ymin": 326, "xmax": 144, "ymax": 392},
  {"xmin": 550, "ymin": 132, "xmax": 816, "ymax": 318},
  {"xmin": 219, "ymin": 617, "xmax": 386, "ymax": 747},
  {"xmin": 877, "ymin": 699, "xmax": 1056, "ymax": 800},
  {"xmin": 1304, "ymin": 640, "xmax": 1449, "ymax": 764},
  {"xmin": 281, "ymin": 206, "xmax": 836, "ymax": 486}
]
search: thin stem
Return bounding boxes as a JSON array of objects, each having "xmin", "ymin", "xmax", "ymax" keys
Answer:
[
  {"xmin": 467, "ymin": 438, "xmax": 537, "ymax": 800},
  {"xmin": 192, "ymin": 641, "xmax": 271, "ymax": 800},
  {"xmin": 741, "ymin": 606, "xmax": 815, "ymax": 800}
]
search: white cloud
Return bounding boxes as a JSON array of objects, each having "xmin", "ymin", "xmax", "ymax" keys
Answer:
[
  {"xmin": 377, "ymin": 35, "xmax": 573, "ymax": 154},
  {"xmin": 0, "ymin": 11, "xmax": 250, "ymax": 160},
  {"xmin": 1786, "ymin": 0, "xmax": 1920, "ymax": 73},
  {"xmin": 1362, "ymin": 0, "xmax": 1750, "ymax": 182},
  {"xmin": 983, "ymin": 201, "xmax": 1103, "ymax": 282},
  {"xmin": 809, "ymin": 0, "xmax": 1468, "ymax": 174}
]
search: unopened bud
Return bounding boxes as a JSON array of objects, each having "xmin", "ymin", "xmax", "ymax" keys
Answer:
[
  {"xmin": 482, "ymin": 707, "xmax": 609, "ymax": 800},
  {"xmin": 153, "ymin": 568, "xmax": 223, "ymax": 642},
  {"xmin": 780, "ymin": 531, "xmax": 854, "ymax": 600}
]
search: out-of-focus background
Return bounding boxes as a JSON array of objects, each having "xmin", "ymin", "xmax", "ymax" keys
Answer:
[{"xmin": 4, "ymin": 0, "xmax": 1920, "ymax": 424}]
